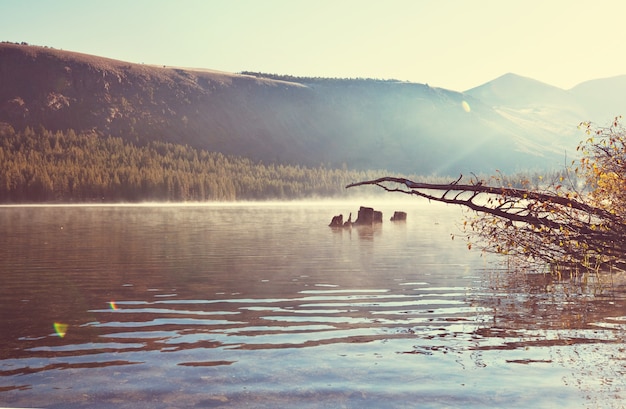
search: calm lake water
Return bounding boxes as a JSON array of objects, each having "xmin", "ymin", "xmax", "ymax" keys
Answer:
[{"xmin": 1, "ymin": 201, "xmax": 625, "ymax": 408}]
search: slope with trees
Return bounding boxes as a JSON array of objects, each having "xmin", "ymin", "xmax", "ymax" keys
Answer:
[
  {"xmin": 0, "ymin": 125, "xmax": 393, "ymax": 203},
  {"xmin": 0, "ymin": 42, "xmax": 593, "ymax": 176}
]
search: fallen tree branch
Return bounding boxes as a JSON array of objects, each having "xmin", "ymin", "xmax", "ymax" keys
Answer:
[
  {"xmin": 347, "ymin": 177, "xmax": 614, "ymax": 221},
  {"xmin": 346, "ymin": 175, "xmax": 626, "ymax": 268}
]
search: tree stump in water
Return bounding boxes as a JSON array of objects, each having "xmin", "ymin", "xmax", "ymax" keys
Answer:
[
  {"xmin": 355, "ymin": 206, "xmax": 383, "ymax": 225},
  {"xmin": 329, "ymin": 214, "xmax": 343, "ymax": 227},
  {"xmin": 390, "ymin": 211, "xmax": 407, "ymax": 221}
]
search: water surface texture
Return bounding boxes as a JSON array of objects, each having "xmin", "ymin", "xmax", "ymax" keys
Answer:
[{"xmin": 1, "ymin": 202, "xmax": 625, "ymax": 408}]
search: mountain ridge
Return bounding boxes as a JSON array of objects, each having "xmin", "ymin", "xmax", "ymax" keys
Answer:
[{"xmin": 1, "ymin": 42, "xmax": 624, "ymax": 175}]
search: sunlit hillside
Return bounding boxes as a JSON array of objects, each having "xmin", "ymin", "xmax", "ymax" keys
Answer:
[{"xmin": 1, "ymin": 43, "xmax": 624, "ymax": 176}]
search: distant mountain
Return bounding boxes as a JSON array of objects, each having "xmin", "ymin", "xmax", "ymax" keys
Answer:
[
  {"xmin": 465, "ymin": 73, "xmax": 587, "ymax": 161},
  {"xmin": 570, "ymin": 75, "xmax": 626, "ymax": 124},
  {"xmin": 465, "ymin": 73, "xmax": 626, "ymax": 165},
  {"xmin": 465, "ymin": 73, "xmax": 577, "ymax": 109},
  {"xmin": 1, "ymin": 43, "xmax": 622, "ymax": 176}
]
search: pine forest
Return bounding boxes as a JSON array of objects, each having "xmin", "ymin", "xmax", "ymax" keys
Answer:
[{"xmin": 0, "ymin": 126, "xmax": 396, "ymax": 203}]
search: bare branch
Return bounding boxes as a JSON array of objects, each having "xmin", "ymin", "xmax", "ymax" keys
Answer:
[
  {"xmin": 346, "ymin": 174, "xmax": 626, "ymax": 268},
  {"xmin": 346, "ymin": 177, "xmax": 615, "ymax": 222}
]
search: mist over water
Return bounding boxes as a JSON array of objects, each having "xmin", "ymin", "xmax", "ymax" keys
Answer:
[{"xmin": 0, "ymin": 201, "xmax": 625, "ymax": 408}]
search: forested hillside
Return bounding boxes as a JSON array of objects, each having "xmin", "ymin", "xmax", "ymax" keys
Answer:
[
  {"xmin": 0, "ymin": 43, "xmax": 585, "ymax": 176},
  {"xmin": 3, "ymin": 43, "xmax": 624, "ymax": 203},
  {"xmin": 0, "ymin": 126, "xmax": 392, "ymax": 203}
]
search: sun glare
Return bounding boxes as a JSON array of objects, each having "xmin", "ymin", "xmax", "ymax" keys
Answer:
[{"xmin": 53, "ymin": 322, "xmax": 68, "ymax": 338}]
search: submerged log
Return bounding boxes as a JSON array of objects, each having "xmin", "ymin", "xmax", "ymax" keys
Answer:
[{"xmin": 390, "ymin": 211, "xmax": 407, "ymax": 222}]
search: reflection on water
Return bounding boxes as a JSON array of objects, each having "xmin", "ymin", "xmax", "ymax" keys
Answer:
[{"xmin": 0, "ymin": 202, "xmax": 625, "ymax": 408}]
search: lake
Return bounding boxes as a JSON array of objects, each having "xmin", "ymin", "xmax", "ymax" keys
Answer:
[{"xmin": 0, "ymin": 201, "xmax": 625, "ymax": 408}]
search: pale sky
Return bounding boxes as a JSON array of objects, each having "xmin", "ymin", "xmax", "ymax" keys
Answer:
[{"xmin": 2, "ymin": 0, "xmax": 626, "ymax": 91}]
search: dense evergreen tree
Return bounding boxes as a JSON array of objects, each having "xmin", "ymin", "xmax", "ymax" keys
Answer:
[{"xmin": 0, "ymin": 126, "xmax": 397, "ymax": 203}]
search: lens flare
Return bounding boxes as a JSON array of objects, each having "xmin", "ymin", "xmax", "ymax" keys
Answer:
[
  {"xmin": 461, "ymin": 100, "xmax": 471, "ymax": 113},
  {"xmin": 53, "ymin": 322, "xmax": 68, "ymax": 338},
  {"xmin": 109, "ymin": 301, "xmax": 118, "ymax": 310}
]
